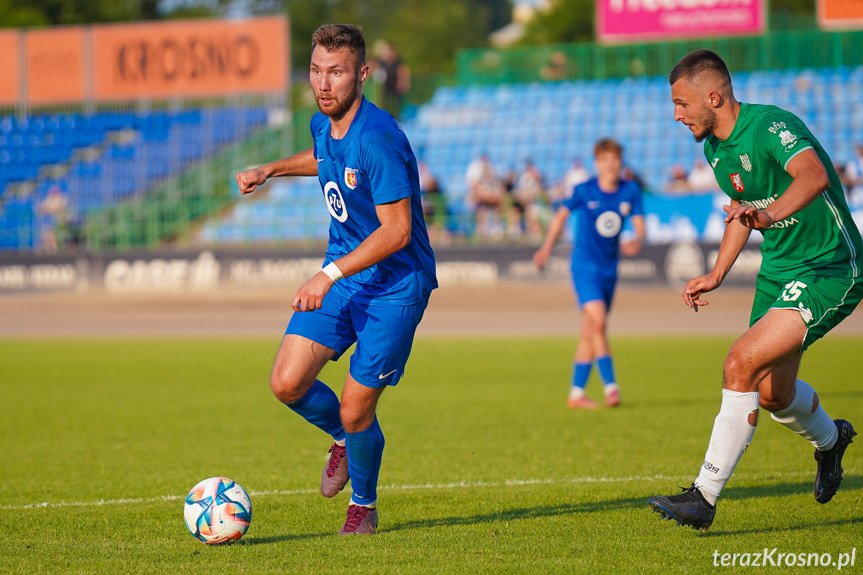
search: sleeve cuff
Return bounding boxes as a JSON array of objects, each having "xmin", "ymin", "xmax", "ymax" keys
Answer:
[{"xmin": 373, "ymin": 185, "xmax": 412, "ymax": 205}]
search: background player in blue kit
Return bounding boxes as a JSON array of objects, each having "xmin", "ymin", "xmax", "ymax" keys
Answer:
[
  {"xmin": 533, "ymin": 138, "xmax": 646, "ymax": 409},
  {"xmin": 235, "ymin": 24, "xmax": 437, "ymax": 536}
]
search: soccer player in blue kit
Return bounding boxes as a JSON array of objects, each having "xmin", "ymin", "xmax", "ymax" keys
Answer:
[
  {"xmin": 534, "ymin": 138, "xmax": 646, "ymax": 409},
  {"xmin": 236, "ymin": 24, "xmax": 437, "ymax": 535}
]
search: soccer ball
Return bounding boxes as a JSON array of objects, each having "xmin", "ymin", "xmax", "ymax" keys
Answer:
[{"xmin": 183, "ymin": 477, "xmax": 252, "ymax": 544}]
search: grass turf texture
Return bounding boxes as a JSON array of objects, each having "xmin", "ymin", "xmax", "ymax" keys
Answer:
[{"xmin": 1, "ymin": 337, "xmax": 861, "ymax": 574}]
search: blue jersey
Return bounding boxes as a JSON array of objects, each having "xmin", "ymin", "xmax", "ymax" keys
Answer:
[
  {"xmin": 563, "ymin": 177, "xmax": 643, "ymax": 271},
  {"xmin": 311, "ymin": 97, "xmax": 437, "ymax": 305}
]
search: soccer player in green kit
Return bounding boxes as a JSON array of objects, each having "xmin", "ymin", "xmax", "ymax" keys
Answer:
[{"xmin": 648, "ymin": 50, "xmax": 863, "ymax": 530}]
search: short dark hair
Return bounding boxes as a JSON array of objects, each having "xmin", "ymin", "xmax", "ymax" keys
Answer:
[
  {"xmin": 669, "ymin": 49, "xmax": 731, "ymax": 87},
  {"xmin": 311, "ymin": 24, "xmax": 366, "ymax": 69},
  {"xmin": 594, "ymin": 138, "xmax": 623, "ymax": 157}
]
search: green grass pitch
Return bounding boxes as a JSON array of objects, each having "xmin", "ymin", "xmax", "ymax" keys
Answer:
[{"xmin": 1, "ymin": 336, "xmax": 860, "ymax": 574}]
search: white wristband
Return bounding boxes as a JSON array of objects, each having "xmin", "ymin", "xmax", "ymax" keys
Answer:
[{"xmin": 322, "ymin": 262, "xmax": 344, "ymax": 283}]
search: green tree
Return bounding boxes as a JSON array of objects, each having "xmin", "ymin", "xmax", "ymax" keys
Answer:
[
  {"xmin": 517, "ymin": 0, "xmax": 819, "ymax": 47},
  {"xmin": 0, "ymin": 0, "xmax": 49, "ymax": 27},
  {"xmin": 0, "ymin": 0, "xmax": 224, "ymax": 27},
  {"xmin": 386, "ymin": 0, "xmax": 510, "ymax": 75},
  {"xmin": 475, "ymin": 0, "xmax": 515, "ymax": 32},
  {"xmin": 1, "ymin": 0, "xmax": 144, "ymax": 25},
  {"xmin": 518, "ymin": 0, "xmax": 594, "ymax": 45},
  {"xmin": 771, "ymin": 0, "xmax": 817, "ymax": 28},
  {"xmin": 281, "ymin": 0, "xmax": 509, "ymax": 73},
  {"xmin": 282, "ymin": 0, "xmax": 380, "ymax": 71}
]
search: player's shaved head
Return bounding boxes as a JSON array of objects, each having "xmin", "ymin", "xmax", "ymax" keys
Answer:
[
  {"xmin": 312, "ymin": 24, "xmax": 366, "ymax": 71},
  {"xmin": 669, "ymin": 50, "xmax": 733, "ymax": 95}
]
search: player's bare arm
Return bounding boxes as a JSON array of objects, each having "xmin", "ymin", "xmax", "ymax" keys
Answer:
[
  {"xmin": 236, "ymin": 148, "xmax": 319, "ymax": 194},
  {"xmin": 331, "ymin": 196, "xmax": 412, "ymax": 275},
  {"xmin": 620, "ymin": 214, "xmax": 646, "ymax": 257},
  {"xmin": 533, "ymin": 205, "xmax": 571, "ymax": 269},
  {"xmin": 291, "ymin": 197, "xmax": 412, "ymax": 312},
  {"xmin": 684, "ymin": 200, "xmax": 751, "ymax": 312},
  {"xmin": 722, "ymin": 149, "xmax": 830, "ymax": 229}
]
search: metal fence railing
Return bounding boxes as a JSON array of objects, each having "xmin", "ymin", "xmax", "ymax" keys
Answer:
[{"xmin": 456, "ymin": 29, "xmax": 863, "ymax": 85}]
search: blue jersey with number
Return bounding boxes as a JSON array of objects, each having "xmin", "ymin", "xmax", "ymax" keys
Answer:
[
  {"xmin": 311, "ymin": 97, "xmax": 437, "ymax": 305},
  {"xmin": 562, "ymin": 177, "xmax": 643, "ymax": 271}
]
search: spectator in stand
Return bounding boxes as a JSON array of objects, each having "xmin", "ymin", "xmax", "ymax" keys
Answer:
[
  {"xmin": 687, "ymin": 159, "xmax": 720, "ymax": 193},
  {"xmin": 564, "ymin": 158, "xmax": 591, "ymax": 192},
  {"xmin": 418, "ymin": 159, "xmax": 449, "ymax": 245},
  {"xmin": 38, "ymin": 185, "xmax": 69, "ymax": 254},
  {"xmin": 371, "ymin": 40, "xmax": 410, "ymax": 119},
  {"xmin": 622, "ymin": 166, "xmax": 648, "ymax": 192},
  {"xmin": 545, "ymin": 158, "xmax": 591, "ymax": 211},
  {"xmin": 466, "ymin": 154, "xmax": 506, "ymax": 239},
  {"xmin": 545, "ymin": 180, "xmax": 568, "ymax": 211},
  {"xmin": 844, "ymin": 144, "xmax": 863, "ymax": 206},
  {"xmin": 665, "ymin": 163, "xmax": 691, "ymax": 194},
  {"xmin": 508, "ymin": 159, "xmax": 547, "ymax": 240},
  {"xmin": 540, "ymin": 51, "xmax": 570, "ymax": 82}
]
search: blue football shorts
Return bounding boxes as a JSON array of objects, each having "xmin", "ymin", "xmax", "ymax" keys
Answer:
[
  {"xmin": 285, "ymin": 287, "xmax": 430, "ymax": 389},
  {"xmin": 571, "ymin": 266, "xmax": 618, "ymax": 310}
]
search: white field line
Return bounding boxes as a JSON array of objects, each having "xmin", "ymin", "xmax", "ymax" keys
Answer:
[{"xmin": 3, "ymin": 468, "xmax": 853, "ymax": 511}]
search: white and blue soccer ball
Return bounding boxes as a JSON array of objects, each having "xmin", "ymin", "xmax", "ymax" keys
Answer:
[{"xmin": 183, "ymin": 477, "xmax": 252, "ymax": 544}]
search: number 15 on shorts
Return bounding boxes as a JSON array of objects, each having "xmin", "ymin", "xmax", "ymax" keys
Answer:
[{"xmin": 781, "ymin": 280, "xmax": 808, "ymax": 302}]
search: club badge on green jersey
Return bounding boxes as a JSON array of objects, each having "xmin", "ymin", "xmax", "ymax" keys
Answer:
[
  {"xmin": 767, "ymin": 121, "xmax": 786, "ymax": 133},
  {"xmin": 730, "ymin": 173, "xmax": 744, "ymax": 192},
  {"xmin": 740, "ymin": 154, "xmax": 752, "ymax": 172},
  {"xmin": 768, "ymin": 121, "xmax": 801, "ymax": 153}
]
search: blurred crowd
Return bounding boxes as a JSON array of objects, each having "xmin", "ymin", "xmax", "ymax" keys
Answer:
[
  {"xmin": 460, "ymin": 153, "xmax": 643, "ymax": 241},
  {"xmin": 662, "ymin": 145, "xmax": 863, "ymax": 202},
  {"xmin": 409, "ymin": 142, "xmax": 863, "ymax": 246}
]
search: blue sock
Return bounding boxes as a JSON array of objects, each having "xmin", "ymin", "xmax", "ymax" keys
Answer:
[
  {"xmin": 286, "ymin": 380, "xmax": 345, "ymax": 441},
  {"xmin": 572, "ymin": 362, "xmax": 592, "ymax": 389},
  {"xmin": 596, "ymin": 355, "xmax": 616, "ymax": 386},
  {"xmin": 345, "ymin": 416, "xmax": 385, "ymax": 506}
]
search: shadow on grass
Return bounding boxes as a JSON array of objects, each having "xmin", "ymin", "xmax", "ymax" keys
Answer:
[
  {"xmin": 243, "ymin": 531, "xmax": 334, "ymax": 545},
  {"xmin": 385, "ymin": 496, "xmax": 648, "ymax": 533},
  {"xmin": 243, "ymin": 497, "xmax": 648, "ymax": 544},
  {"xmin": 723, "ymin": 475, "xmax": 863, "ymax": 501},
  {"xmin": 243, "ymin": 477, "xmax": 863, "ymax": 543},
  {"xmin": 703, "ymin": 517, "xmax": 863, "ymax": 537},
  {"xmin": 386, "ymin": 476, "xmax": 863, "ymax": 535}
]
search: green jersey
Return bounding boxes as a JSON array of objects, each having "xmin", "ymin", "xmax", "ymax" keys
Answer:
[{"xmin": 704, "ymin": 103, "xmax": 863, "ymax": 279}]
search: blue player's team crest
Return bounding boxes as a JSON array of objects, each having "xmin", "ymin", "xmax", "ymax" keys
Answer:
[
  {"xmin": 595, "ymin": 211, "xmax": 622, "ymax": 238},
  {"xmin": 344, "ymin": 167, "xmax": 359, "ymax": 190},
  {"xmin": 324, "ymin": 182, "xmax": 349, "ymax": 223},
  {"xmin": 619, "ymin": 201, "xmax": 631, "ymax": 217}
]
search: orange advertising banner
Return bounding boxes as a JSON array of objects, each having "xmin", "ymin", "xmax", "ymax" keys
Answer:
[
  {"xmin": 25, "ymin": 27, "xmax": 87, "ymax": 105},
  {"xmin": 0, "ymin": 31, "xmax": 20, "ymax": 104},
  {"xmin": 819, "ymin": 0, "xmax": 863, "ymax": 29},
  {"xmin": 91, "ymin": 16, "xmax": 288, "ymax": 100}
]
